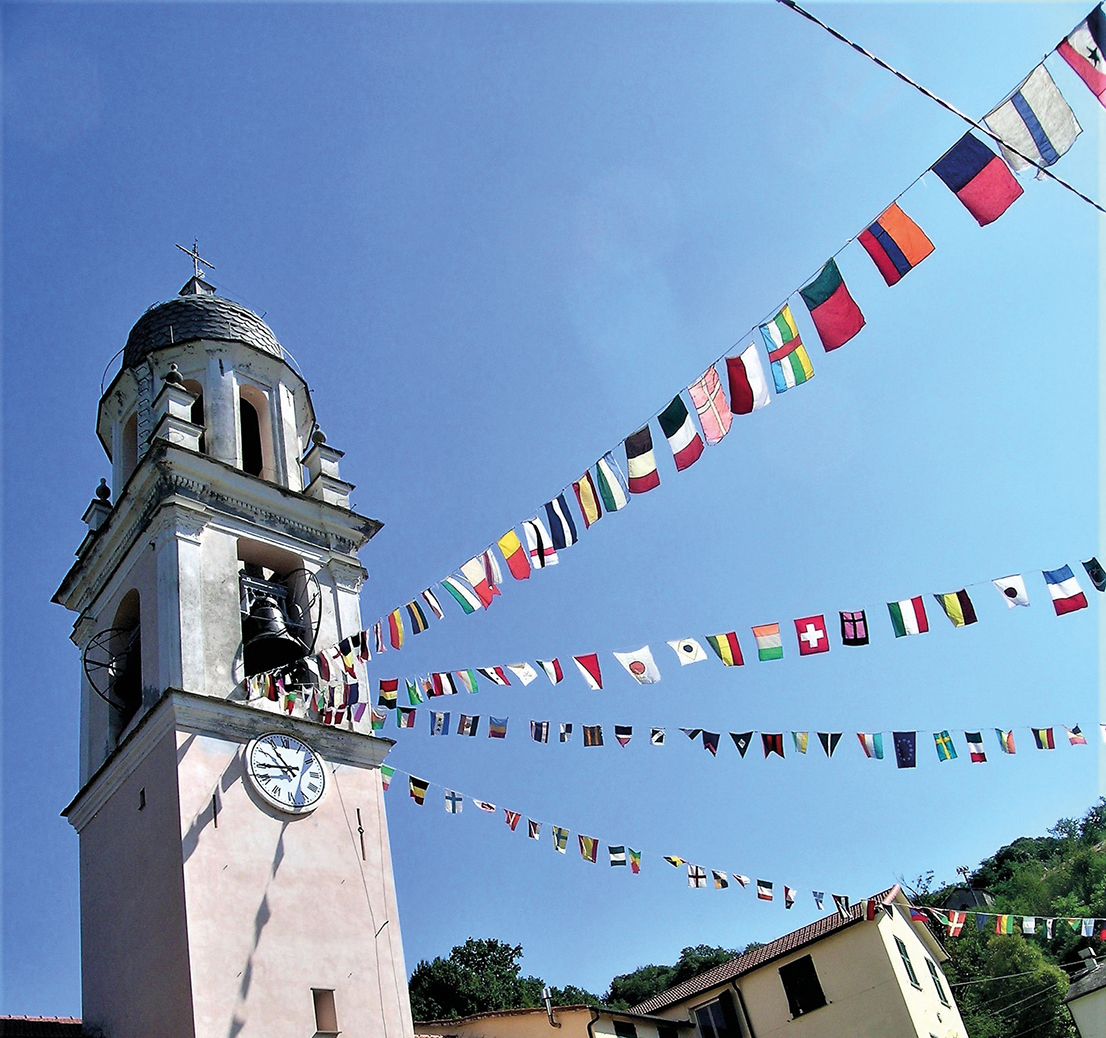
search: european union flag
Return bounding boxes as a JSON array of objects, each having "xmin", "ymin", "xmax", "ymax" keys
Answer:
[{"xmin": 893, "ymin": 731, "xmax": 917, "ymax": 769}]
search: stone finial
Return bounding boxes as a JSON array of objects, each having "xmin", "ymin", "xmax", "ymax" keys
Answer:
[
  {"xmin": 312, "ymin": 427, "xmax": 327, "ymax": 446},
  {"xmin": 164, "ymin": 363, "xmax": 185, "ymax": 387},
  {"xmin": 96, "ymin": 477, "xmax": 111, "ymax": 501},
  {"xmin": 83, "ymin": 479, "xmax": 113, "ymax": 536}
]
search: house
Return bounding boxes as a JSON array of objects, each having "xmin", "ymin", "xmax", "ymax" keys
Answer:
[
  {"xmin": 418, "ymin": 1004, "xmax": 693, "ymax": 1038},
  {"xmin": 1065, "ymin": 961, "xmax": 1106, "ymax": 1038},
  {"xmin": 632, "ymin": 886, "xmax": 967, "ymax": 1038}
]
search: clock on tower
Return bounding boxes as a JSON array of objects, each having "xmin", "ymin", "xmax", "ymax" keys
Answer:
[{"xmin": 54, "ymin": 262, "xmax": 416, "ymax": 1038}]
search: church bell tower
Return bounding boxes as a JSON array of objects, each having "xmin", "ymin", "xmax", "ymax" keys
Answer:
[{"xmin": 55, "ymin": 260, "xmax": 415, "ymax": 1038}]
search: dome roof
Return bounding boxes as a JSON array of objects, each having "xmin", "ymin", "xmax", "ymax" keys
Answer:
[{"xmin": 123, "ymin": 292, "xmax": 283, "ymax": 369}]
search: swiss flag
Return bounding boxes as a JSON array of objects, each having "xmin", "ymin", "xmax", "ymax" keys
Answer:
[{"xmin": 794, "ymin": 614, "xmax": 830, "ymax": 655}]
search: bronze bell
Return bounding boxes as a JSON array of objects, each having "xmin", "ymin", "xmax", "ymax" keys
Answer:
[{"xmin": 242, "ymin": 592, "xmax": 307, "ymax": 675}]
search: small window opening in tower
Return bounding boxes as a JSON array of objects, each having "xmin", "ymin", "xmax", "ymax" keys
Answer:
[
  {"xmin": 237, "ymin": 382, "xmax": 278, "ymax": 482},
  {"xmin": 108, "ymin": 589, "xmax": 143, "ymax": 744},
  {"xmin": 312, "ymin": 988, "xmax": 338, "ymax": 1035},
  {"xmin": 119, "ymin": 413, "xmax": 139, "ymax": 485},
  {"xmin": 239, "ymin": 398, "xmax": 263, "ymax": 476},
  {"xmin": 182, "ymin": 379, "xmax": 206, "ymax": 454}
]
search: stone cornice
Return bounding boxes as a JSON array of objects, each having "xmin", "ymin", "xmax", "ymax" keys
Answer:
[{"xmin": 63, "ymin": 689, "xmax": 395, "ymax": 832}]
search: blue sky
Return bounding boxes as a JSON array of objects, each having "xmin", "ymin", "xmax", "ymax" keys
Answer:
[{"xmin": 2, "ymin": 0, "xmax": 1102, "ymax": 1017}]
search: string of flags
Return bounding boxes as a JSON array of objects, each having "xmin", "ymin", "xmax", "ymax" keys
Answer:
[
  {"xmin": 380, "ymin": 761, "xmax": 1106, "ymax": 935},
  {"xmin": 360, "ymin": 5, "xmax": 1106, "ymax": 648}
]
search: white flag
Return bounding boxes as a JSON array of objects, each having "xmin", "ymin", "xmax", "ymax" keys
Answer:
[
  {"xmin": 613, "ymin": 646, "xmax": 661, "ymax": 684},
  {"xmin": 667, "ymin": 638, "xmax": 708, "ymax": 666},
  {"xmin": 506, "ymin": 662, "xmax": 539, "ymax": 685},
  {"xmin": 992, "ymin": 574, "xmax": 1030, "ymax": 608},
  {"xmin": 985, "ymin": 65, "xmax": 1081, "ymax": 173}
]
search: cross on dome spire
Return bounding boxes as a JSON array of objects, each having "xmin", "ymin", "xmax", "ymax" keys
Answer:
[
  {"xmin": 176, "ymin": 240, "xmax": 215, "ymax": 279},
  {"xmin": 175, "ymin": 241, "xmax": 217, "ymax": 296}
]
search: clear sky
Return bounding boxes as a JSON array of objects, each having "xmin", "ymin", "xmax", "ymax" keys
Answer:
[{"xmin": 2, "ymin": 0, "xmax": 1101, "ymax": 1018}]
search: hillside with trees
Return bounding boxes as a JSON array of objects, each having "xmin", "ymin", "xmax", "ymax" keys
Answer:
[{"xmin": 409, "ymin": 801, "xmax": 1105, "ymax": 1035}]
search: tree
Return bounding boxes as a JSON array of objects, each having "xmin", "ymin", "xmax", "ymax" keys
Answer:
[
  {"xmin": 408, "ymin": 938, "xmax": 599, "ymax": 1021},
  {"xmin": 604, "ymin": 945, "xmax": 737, "ymax": 1008}
]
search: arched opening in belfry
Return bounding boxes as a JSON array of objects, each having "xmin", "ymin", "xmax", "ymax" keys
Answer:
[
  {"xmin": 108, "ymin": 589, "xmax": 143, "ymax": 744},
  {"xmin": 237, "ymin": 382, "xmax": 277, "ymax": 481},
  {"xmin": 240, "ymin": 398, "xmax": 263, "ymax": 476},
  {"xmin": 182, "ymin": 378, "xmax": 206, "ymax": 454}
]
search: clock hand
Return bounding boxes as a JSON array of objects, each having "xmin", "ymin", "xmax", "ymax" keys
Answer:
[{"xmin": 257, "ymin": 747, "xmax": 296, "ymax": 775}]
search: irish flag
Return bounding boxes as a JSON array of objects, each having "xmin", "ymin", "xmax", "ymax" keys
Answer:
[
  {"xmin": 751, "ymin": 623, "xmax": 783, "ymax": 661},
  {"xmin": 887, "ymin": 596, "xmax": 929, "ymax": 637}
]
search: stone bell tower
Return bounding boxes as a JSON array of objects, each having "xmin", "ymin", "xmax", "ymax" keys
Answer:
[{"xmin": 54, "ymin": 260, "xmax": 415, "ymax": 1038}]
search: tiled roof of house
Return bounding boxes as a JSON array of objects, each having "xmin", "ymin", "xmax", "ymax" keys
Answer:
[
  {"xmin": 1065, "ymin": 963, "xmax": 1106, "ymax": 1002},
  {"xmin": 123, "ymin": 293, "xmax": 283, "ymax": 369},
  {"xmin": 630, "ymin": 886, "xmax": 900, "ymax": 1015},
  {"xmin": 0, "ymin": 1016, "xmax": 83, "ymax": 1036}
]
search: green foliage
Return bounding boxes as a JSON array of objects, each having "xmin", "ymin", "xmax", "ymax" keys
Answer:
[{"xmin": 604, "ymin": 945, "xmax": 738, "ymax": 1008}]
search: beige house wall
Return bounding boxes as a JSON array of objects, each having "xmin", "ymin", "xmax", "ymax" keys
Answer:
[{"xmin": 1068, "ymin": 984, "xmax": 1106, "ymax": 1038}]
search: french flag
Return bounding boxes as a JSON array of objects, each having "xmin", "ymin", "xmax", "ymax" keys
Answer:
[
  {"xmin": 1043, "ymin": 564, "xmax": 1088, "ymax": 615},
  {"xmin": 1058, "ymin": 6, "xmax": 1106, "ymax": 107},
  {"xmin": 931, "ymin": 133, "xmax": 1023, "ymax": 226}
]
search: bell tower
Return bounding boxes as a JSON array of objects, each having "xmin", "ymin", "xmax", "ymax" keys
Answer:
[{"xmin": 55, "ymin": 266, "xmax": 415, "ymax": 1038}]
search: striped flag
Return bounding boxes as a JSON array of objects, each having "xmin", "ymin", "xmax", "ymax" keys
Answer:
[
  {"xmin": 456, "ymin": 669, "xmax": 479, "ymax": 694},
  {"xmin": 477, "ymin": 666, "xmax": 510, "ymax": 686},
  {"xmin": 441, "ymin": 576, "xmax": 482, "ymax": 614},
  {"xmin": 757, "ymin": 880, "xmax": 773, "ymax": 901},
  {"xmin": 522, "ymin": 517, "xmax": 558, "ymax": 569},
  {"xmin": 658, "ymin": 394, "xmax": 704, "ymax": 471},
  {"xmin": 579, "ymin": 835, "xmax": 599, "ymax": 863},
  {"xmin": 1032, "ymin": 727, "xmax": 1056, "ymax": 750},
  {"xmin": 406, "ymin": 600, "xmax": 428, "ymax": 634},
  {"xmin": 625, "ymin": 426, "xmax": 661, "ymax": 494},
  {"xmin": 996, "ymin": 729, "xmax": 1016, "ymax": 754},
  {"xmin": 572, "ymin": 471, "xmax": 604, "ymax": 529},
  {"xmin": 760, "ymin": 305, "xmax": 814, "ymax": 393},
  {"xmin": 858, "ymin": 733, "xmax": 884, "ymax": 759},
  {"xmin": 387, "ymin": 609, "xmax": 404, "ymax": 650},
  {"xmin": 1058, "ymin": 6, "xmax": 1106, "ymax": 107},
  {"xmin": 1066, "ymin": 725, "xmax": 1088, "ymax": 745},
  {"xmin": 544, "ymin": 494, "xmax": 578, "ymax": 550},
  {"xmin": 934, "ymin": 589, "xmax": 977, "ymax": 628},
  {"xmin": 726, "ymin": 343, "xmax": 771, "ymax": 415},
  {"xmin": 888, "ymin": 597, "xmax": 929, "ymax": 637},
  {"xmin": 1043, "ymin": 565, "xmax": 1088, "ymax": 615},
  {"xmin": 409, "ymin": 776, "xmax": 429, "ymax": 804},
  {"xmin": 460, "ymin": 557, "xmax": 497, "ymax": 608},
  {"xmin": 537, "ymin": 659, "xmax": 563, "ymax": 685},
  {"xmin": 421, "ymin": 588, "xmax": 445, "ymax": 619},
  {"xmin": 595, "ymin": 452, "xmax": 630, "ymax": 512},
  {"xmin": 751, "ymin": 623, "xmax": 783, "ymax": 661},
  {"xmin": 858, "ymin": 202, "xmax": 934, "ymax": 286},
  {"xmin": 687, "ymin": 365, "xmax": 733, "ymax": 444},
  {"xmin": 609, "ymin": 845, "xmax": 627, "ymax": 867},
  {"xmin": 706, "ymin": 632, "xmax": 744, "ymax": 666},
  {"xmin": 985, "ymin": 64, "xmax": 1080, "ymax": 171}
]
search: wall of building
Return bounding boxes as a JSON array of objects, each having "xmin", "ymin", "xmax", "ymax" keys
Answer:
[
  {"xmin": 1067, "ymin": 984, "xmax": 1106, "ymax": 1038},
  {"xmin": 177, "ymin": 725, "xmax": 413, "ymax": 1038}
]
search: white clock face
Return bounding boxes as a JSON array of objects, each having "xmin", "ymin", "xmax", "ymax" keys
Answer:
[{"xmin": 245, "ymin": 732, "xmax": 327, "ymax": 814}]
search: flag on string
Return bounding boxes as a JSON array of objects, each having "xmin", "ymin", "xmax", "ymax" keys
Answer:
[
  {"xmin": 1083, "ymin": 557, "xmax": 1106, "ymax": 591},
  {"xmin": 688, "ymin": 865, "xmax": 708, "ymax": 888},
  {"xmin": 726, "ymin": 343, "xmax": 772, "ymax": 416},
  {"xmin": 528, "ymin": 819, "xmax": 541, "ymax": 839},
  {"xmin": 985, "ymin": 64, "xmax": 1081, "ymax": 172},
  {"xmin": 573, "ymin": 472, "xmax": 603, "ymax": 529},
  {"xmin": 833, "ymin": 894, "xmax": 851, "ymax": 919},
  {"xmin": 795, "ymin": 615, "xmax": 830, "ymax": 655},
  {"xmin": 355, "ymin": 631, "xmax": 370, "ymax": 662},
  {"xmin": 1082, "ymin": 918, "xmax": 1096, "ymax": 937},
  {"xmin": 792, "ymin": 731, "xmax": 809, "ymax": 754},
  {"xmin": 1022, "ymin": 916, "xmax": 1037, "ymax": 935},
  {"xmin": 334, "ymin": 642, "xmax": 356, "ymax": 680},
  {"xmin": 760, "ymin": 305, "xmax": 814, "ymax": 393},
  {"xmin": 625, "ymin": 426, "xmax": 661, "ymax": 494},
  {"xmin": 858, "ymin": 733, "xmax": 884, "ymax": 759},
  {"xmin": 757, "ymin": 880, "xmax": 773, "ymax": 901},
  {"xmin": 947, "ymin": 911, "xmax": 966, "ymax": 937},
  {"xmin": 531, "ymin": 720, "xmax": 550, "ymax": 744},
  {"xmin": 762, "ymin": 733, "xmax": 785, "ymax": 758},
  {"xmin": 664, "ymin": 856, "xmax": 686, "ymax": 868},
  {"xmin": 965, "ymin": 731, "xmax": 987, "ymax": 762},
  {"xmin": 388, "ymin": 609, "xmax": 405, "ymax": 649},
  {"xmin": 706, "ymin": 631, "xmax": 744, "ymax": 666},
  {"xmin": 688, "ymin": 365, "xmax": 733, "ymax": 444},
  {"xmin": 380, "ymin": 764, "xmax": 395, "ymax": 791},
  {"xmin": 1043, "ymin": 565, "xmax": 1088, "ymax": 614},
  {"xmin": 733, "ymin": 874, "xmax": 751, "ymax": 888},
  {"xmin": 839, "ymin": 609, "xmax": 869, "ymax": 646},
  {"xmin": 1066, "ymin": 725, "xmax": 1087, "ymax": 745},
  {"xmin": 482, "ymin": 548, "xmax": 503, "ymax": 593},
  {"xmin": 497, "ymin": 530, "xmax": 531, "ymax": 581},
  {"xmin": 659, "ymin": 394, "xmax": 704, "ymax": 471},
  {"xmin": 615, "ymin": 725, "xmax": 633, "ymax": 748},
  {"xmin": 430, "ymin": 711, "xmax": 450, "ymax": 736},
  {"xmin": 731, "ymin": 731, "xmax": 754, "ymax": 757},
  {"xmin": 752, "ymin": 623, "xmax": 783, "ymax": 661},
  {"xmin": 681, "ymin": 728, "xmax": 702, "ymax": 740},
  {"xmin": 372, "ymin": 620, "xmax": 385, "ymax": 655},
  {"xmin": 433, "ymin": 672, "xmax": 460, "ymax": 697},
  {"xmin": 595, "ymin": 452, "xmax": 630, "ymax": 512},
  {"xmin": 478, "ymin": 666, "xmax": 510, "ymax": 686},
  {"xmin": 507, "ymin": 662, "xmax": 538, "ymax": 685},
  {"xmin": 993, "ymin": 574, "xmax": 1030, "ymax": 608},
  {"xmin": 474, "ymin": 800, "xmax": 496, "ymax": 813},
  {"xmin": 579, "ymin": 836, "xmax": 599, "ymax": 863},
  {"xmin": 421, "ymin": 588, "xmax": 444, "ymax": 619},
  {"xmin": 405, "ymin": 600, "xmax": 428, "ymax": 635},
  {"xmin": 1033, "ymin": 727, "xmax": 1056, "ymax": 750},
  {"xmin": 398, "ymin": 708, "xmax": 417, "ymax": 729},
  {"xmin": 651, "ymin": 728, "xmax": 665, "ymax": 745},
  {"xmin": 457, "ymin": 714, "xmax": 479, "ymax": 737},
  {"xmin": 460, "ymin": 557, "xmax": 497, "ymax": 609},
  {"xmin": 932, "ymin": 133, "xmax": 1023, "ymax": 226},
  {"xmin": 573, "ymin": 653, "xmax": 603, "ymax": 690},
  {"xmin": 819, "ymin": 732, "xmax": 842, "ymax": 757},
  {"xmin": 812, "ymin": 892, "xmax": 825, "ymax": 910},
  {"xmin": 441, "ymin": 576, "xmax": 482, "ymax": 614},
  {"xmin": 995, "ymin": 915, "xmax": 1014, "ymax": 935},
  {"xmin": 523, "ymin": 517, "xmax": 558, "ymax": 569},
  {"xmin": 858, "ymin": 202, "xmax": 934, "ymax": 286},
  {"xmin": 583, "ymin": 725, "xmax": 604, "ymax": 747},
  {"xmin": 370, "ymin": 707, "xmax": 388, "ymax": 732},
  {"xmin": 1057, "ymin": 6, "xmax": 1106, "ymax": 107},
  {"xmin": 613, "ymin": 646, "xmax": 661, "ymax": 684},
  {"xmin": 560, "ymin": 723, "xmax": 573, "ymax": 743},
  {"xmin": 702, "ymin": 731, "xmax": 720, "ymax": 756},
  {"xmin": 409, "ymin": 777, "xmax": 429, "ymax": 804},
  {"xmin": 1043, "ymin": 918, "xmax": 1055, "ymax": 938},
  {"xmin": 504, "ymin": 810, "xmax": 521, "ymax": 831},
  {"xmin": 888, "ymin": 597, "xmax": 929, "ymax": 637},
  {"xmin": 456, "ymin": 669, "xmax": 479, "ymax": 694},
  {"xmin": 996, "ymin": 729, "xmax": 1016, "ymax": 754},
  {"xmin": 608, "ymin": 845, "xmax": 627, "ymax": 867},
  {"xmin": 935, "ymin": 589, "xmax": 978, "ymax": 628},
  {"xmin": 894, "ymin": 732, "xmax": 917, "ymax": 769},
  {"xmin": 934, "ymin": 731, "xmax": 958, "ymax": 761},
  {"xmin": 713, "ymin": 870, "xmax": 729, "ymax": 890},
  {"xmin": 785, "ymin": 886, "xmax": 797, "ymax": 909},
  {"xmin": 552, "ymin": 827, "xmax": 569, "ymax": 853},
  {"xmin": 668, "ymin": 638, "xmax": 708, "ymax": 665},
  {"xmin": 378, "ymin": 678, "xmax": 398, "ymax": 708},
  {"xmin": 629, "ymin": 849, "xmax": 641, "ymax": 873},
  {"xmin": 544, "ymin": 494, "xmax": 578, "ymax": 550},
  {"xmin": 537, "ymin": 659, "xmax": 564, "ymax": 685},
  {"xmin": 315, "ymin": 652, "xmax": 331, "ymax": 683},
  {"xmin": 444, "ymin": 789, "xmax": 463, "ymax": 814},
  {"xmin": 799, "ymin": 258, "xmax": 865, "ymax": 352}
]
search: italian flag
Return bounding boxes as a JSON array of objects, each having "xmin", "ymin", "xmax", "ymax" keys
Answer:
[{"xmin": 887, "ymin": 596, "xmax": 929, "ymax": 637}]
